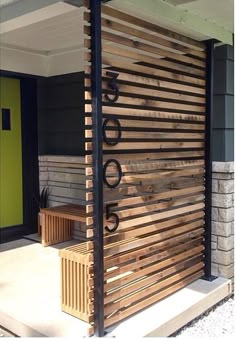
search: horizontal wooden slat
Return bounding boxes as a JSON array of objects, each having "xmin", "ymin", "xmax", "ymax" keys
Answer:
[
  {"xmin": 99, "ymin": 31, "xmax": 205, "ymax": 69},
  {"xmin": 101, "ymin": 95, "xmax": 205, "ymax": 113},
  {"xmin": 101, "ymin": 56, "xmax": 206, "ymax": 87},
  {"xmin": 101, "ymin": 45, "xmax": 205, "ymax": 79},
  {"xmin": 104, "ymin": 223, "xmax": 204, "ymax": 269},
  {"xmin": 99, "ymin": 18, "xmax": 205, "ymax": 59},
  {"xmin": 104, "ymin": 239, "xmax": 204, "ymax": 279},
  {"xmin": 104, "ymin": 230, "xmax": 203, "ymax": 269},
  {"xmin": 101, "ymin": 5, "xmax": 205, "ymax": 50},
  {"xmin": 103, "ymin": 185, "xmax": 204, "ymax": 209},
  {"xmin": 104, "ymin": 253, "xmax": 203, "ymax": 306},
  {"xmin": 85, "ymin": 67, "xmax": 206, "ymax": 95},
  {"xmin": 86, "ymin": 141, "xmax": 204, "ymax": 151},
  {"xmin": 115, "ymin": 202, "xmax": 204, "ymax": 230},
  {"xmin": 102, "ymin": 177, "xmax": 204, "ymax": 203},
  {"xmin": 86, "ymin": 175, "xmax": 203, "ymax": 201},
  {"xmin": 85, "ymin": 151, "xmax": 204, "ymax": 164},
  {"xmin": 104, "ymin": 270, "xmax": 204, "ymax": 327},
  {"xmin": 103, "ymin": 226, "xmax": 204, "ymax": 259},
  {"xmin": 107, "ymin": 193, "xmax": 204, "ymax": 220},
  {"xmin": 101, "ymin": 108, "xmax": 205, "ymax": 122},
  {"xmin": 84, "ymin": 16, "xmax": 205, "ymax": 59},
  {"xmin": 104, "ymin": 261, "xmax": 203, "ymax": 317},
  {"xmin": 85, "ymin": 115, "xmax": 205, "ymax": 131},
  {"xmin": 100, "ymin": 81, "xmax": 206, "ymax": 105},
  {"xmin": 86, "ymin": 167, "xmax": 204, "ymax": 188},
  {"xmin": 86, "ymin": 129, "xmax": 204, "ymax": 141},
  {"xmin": 86, "ymin": 160, "xmax": 204, "ymax": 176}
]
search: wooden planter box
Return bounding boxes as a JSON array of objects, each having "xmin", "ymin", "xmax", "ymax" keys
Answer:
[{"xmin": 59, "ymin": 242, "xmax": 94, "ymax": 323}]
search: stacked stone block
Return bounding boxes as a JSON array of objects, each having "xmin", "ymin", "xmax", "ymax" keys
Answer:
[{"xmin": 211, "ymin": 162, "xmax": 234, "ymax": 284}]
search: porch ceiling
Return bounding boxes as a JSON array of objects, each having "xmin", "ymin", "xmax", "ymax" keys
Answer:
[
  {"xmin": 0, "ymin": 0, "xmax": 233, "ymax": 76},
  {"xmin": 0, "ymin": 7, "xmax": 84, "ymax": 54},
  {"xmin": 165, "ymin": 0, "xmax": 234, "ymax": 33}
]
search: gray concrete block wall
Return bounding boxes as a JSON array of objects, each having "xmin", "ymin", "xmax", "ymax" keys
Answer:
[
  {"xmin": 39, "ymin": 155, "xmax": 88, "ymax": 240},
  {"xmin": 211, "ymin": 162, "xmax": 234, "ymax": 283}
]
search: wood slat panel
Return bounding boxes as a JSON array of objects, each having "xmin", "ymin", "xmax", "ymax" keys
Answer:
[
  {"xmin": 98, "ymin": 19, "xmax": 205, "ymax": 59},
  {"xmin": 104, "ymin": 254, "xmax": 203, "ymax": 306},
  {"xmin": 104, "ymin": 270, "xmax": 204, "ymax": 327},
  {"xmin": 101, "ymin": 5, "xmax": 205, "ymax": 50},
  {"xmin": 104, "ymin": 262, "xmax": 204, "ymax": 316},
  {"xmin": 84, "ymin": 16, "xmax": 205, "ymax": 59},
  {"xmin": 104, "ymin": 233, "xmax": 203, "ymax": 269},
  {"xmin": 100, "ymin": 31, "xmax": 205, "ymax": 69},
  {"xmin": 101, "ymin": 45, "xmax": 205, "ymax": 79},
  {"xmin": 104, "ymin": 241, "xmax": 204, "ymax": 280},
  {"xmin": 83, "ymin": 2, "xmax": 207, "ymax": 331}
]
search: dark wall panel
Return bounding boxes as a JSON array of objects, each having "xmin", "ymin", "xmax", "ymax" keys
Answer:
[
  {"xmin": 213, "ymin": 45, "xmax": 234, "ymax": 162},
  {"xmin": 38, "ymin": 72, "xmax": 85, "ymax": 156}
]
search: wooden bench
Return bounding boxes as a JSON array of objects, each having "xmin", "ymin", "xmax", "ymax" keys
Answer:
[
  {"xmin": 59, "ymin": 241, "xmax": 94, "ymax": 324},
  {"xmin": 40, "ymin": 204, "xmax": 86, "ymax": 247}
]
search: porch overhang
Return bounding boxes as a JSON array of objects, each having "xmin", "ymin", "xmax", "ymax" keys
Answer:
[
  {"xmin": 110, "ymin": 0, "xmax": 233, "ymax": 45},
  {"xmin": 0, "ymin": 0, "xmax": 233, "ymax": 76},
  {"xmin": 0, "ymin": 0, "xmax": 233, "ymax": 44}
]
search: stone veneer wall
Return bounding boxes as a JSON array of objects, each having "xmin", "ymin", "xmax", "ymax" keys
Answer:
[
  {"xmin": 39, "ymin": 155, "xmax": 88, "ymax": 240},
  {"xmin": 212, "ymin": 161, "xmax": 234, "ymax": 285}
]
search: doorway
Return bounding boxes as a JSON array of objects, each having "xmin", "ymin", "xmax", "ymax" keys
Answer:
[{"xmin": 0, "ymin": 75, "xmax": 39, "ymax": 242}]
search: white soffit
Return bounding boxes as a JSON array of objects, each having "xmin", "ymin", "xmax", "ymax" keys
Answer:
[{"xmin": 0, "ymin": 8, "xmax": 84, "ymax": 53}]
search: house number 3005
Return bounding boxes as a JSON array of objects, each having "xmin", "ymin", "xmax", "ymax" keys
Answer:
[{"xmin": 103, "ymin": 71, "xmax": 121, "ymax": 233}]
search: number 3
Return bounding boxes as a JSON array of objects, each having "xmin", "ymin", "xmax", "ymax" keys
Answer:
[{"xmin": 105, "ymin": 71, "xmax": 119, "ymax": 103}]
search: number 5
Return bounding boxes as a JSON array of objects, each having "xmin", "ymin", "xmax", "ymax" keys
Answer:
[{"xmin": 105, "ymin": 203, "xmax": 119, "ymax": 233}]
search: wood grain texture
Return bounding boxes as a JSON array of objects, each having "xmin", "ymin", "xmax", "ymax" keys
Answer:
[{"xmin": 81, "ymin": 3, "xmax": 207, "ymax": 330}]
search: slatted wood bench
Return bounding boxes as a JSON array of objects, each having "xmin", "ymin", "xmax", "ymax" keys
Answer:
[
  {"xmin": 59, "ymin": 241, "xmax": 94, "ymax": 324},
  {"xmin": 40, "ymin": 204, "xmax": 86, "ymax": 247}
]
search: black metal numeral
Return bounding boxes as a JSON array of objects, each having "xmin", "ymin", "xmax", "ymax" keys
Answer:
[
  {"xmin": 105, "ymin": 203, "xmax": 119, "ymax": 233},
  {"xmin": 102, "ymin": 118, "xmax": 122, "ymax": 146},
  {"xmin": 103, "ymin": 159, "xmax": 122, "ymax": 189},
  {"xmin": 105, "ymin": 71, "xmax": 119, "ymax": 103}
]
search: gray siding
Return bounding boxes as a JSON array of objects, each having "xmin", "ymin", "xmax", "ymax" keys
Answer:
[
  {"xmin": 37, "ymin": 72, "xmax": 85, "ymax": 156},
  {"xmin": 213, "ymin": 45, "xmax": 234, "ymax": 161}
]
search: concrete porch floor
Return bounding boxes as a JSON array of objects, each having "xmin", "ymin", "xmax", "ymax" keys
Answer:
[{"xmin": 0, "ymin": 235, "xmax": 232, "ymax": 337}]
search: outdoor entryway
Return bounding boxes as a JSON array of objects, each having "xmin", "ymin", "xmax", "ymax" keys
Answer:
[{"xmin": 0, "ymin": 0, "xmax": 233, "ymax": 338}]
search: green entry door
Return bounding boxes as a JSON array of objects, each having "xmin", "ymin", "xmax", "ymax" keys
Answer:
[{"xmin": 0, "ymin": 77, "xmax": 23, "ymax": 228}]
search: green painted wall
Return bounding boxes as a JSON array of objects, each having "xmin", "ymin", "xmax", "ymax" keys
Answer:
[{"xmin": 0, "ymin": 77, "xmax": 23, "ymax": 228}]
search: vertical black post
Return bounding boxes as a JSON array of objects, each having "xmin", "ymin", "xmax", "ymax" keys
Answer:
[
  {"xmin": 204, "ymin": 39, "xmax": 216, "ymax": 281},
  {"xmin": 90, "ymin": 0, "xmax": 104, "ymax": 336}
]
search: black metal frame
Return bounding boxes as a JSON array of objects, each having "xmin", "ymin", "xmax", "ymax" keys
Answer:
[
  {"xmin": 0, "ymin": 71, "xmax": 39, "ymax": 243},
  {"xmin": 203, "ymin": 39, "xmax": 217, "ymax": 281},
  {"xmin": 90, "ymin": 0, "xmax": 104, "ymax": 337}
]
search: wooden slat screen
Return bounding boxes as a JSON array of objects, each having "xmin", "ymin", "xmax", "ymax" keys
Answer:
[{"xmin": 84, "ymin": 1, "xmax": 206, "ymax": 330}]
